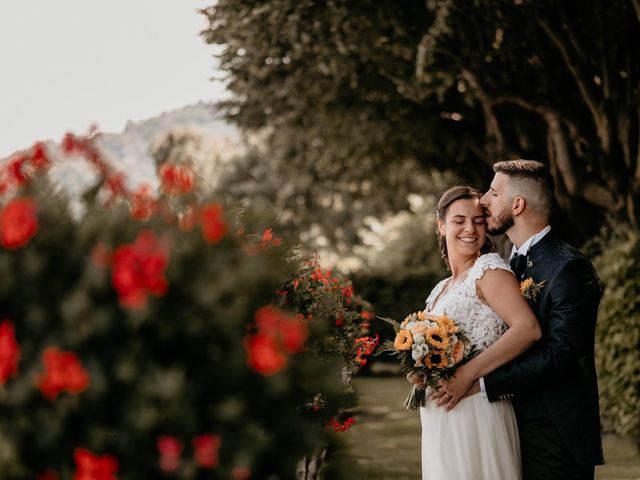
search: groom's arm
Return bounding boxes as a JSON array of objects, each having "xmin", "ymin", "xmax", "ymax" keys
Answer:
[{"xmin": 483, "ymin": 257, "xmax": 601, "ymax": 402}]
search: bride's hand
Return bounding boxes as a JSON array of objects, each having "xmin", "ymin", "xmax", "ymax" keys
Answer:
[
  {"xmin": 435, "ymin": 366, "xmax": 475, "ymax": 410},
  {"xmin": 406, "ymin": 373, "xmax": 427, "ymax": 390}
]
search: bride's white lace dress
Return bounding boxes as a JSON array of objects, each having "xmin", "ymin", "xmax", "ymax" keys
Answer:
[{"xmin": 420, "ymin": 253, "xmax": 522, "ymax": 479}]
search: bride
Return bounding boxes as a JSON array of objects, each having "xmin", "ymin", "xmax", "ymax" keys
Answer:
[{"xmin": 409, "ymin": 186, "xmax": 541, "ymax": 479}]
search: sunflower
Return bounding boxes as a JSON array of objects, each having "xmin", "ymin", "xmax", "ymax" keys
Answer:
[
  {"xmin": 435, "ymin": 315, "xmax": 458, "ymax": 334},
  {"xmin": 425, "ymin": 326, "xmax": 449, "ymax": 350},
  {"xmin": 423, "ymin": 350, "xmax": 448, "ymax": 369},
  {"xmin": 394, "ymin": 330, "xmax": 414, "ymax": 351}
]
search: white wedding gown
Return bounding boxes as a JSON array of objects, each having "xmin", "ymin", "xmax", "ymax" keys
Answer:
[{"xmin": 420, "ymin": 253, "xmax": 522, "ymax": 480}]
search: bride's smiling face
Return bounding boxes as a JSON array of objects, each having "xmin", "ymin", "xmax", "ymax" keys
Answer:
[{"xmin": 438, "ymin": 198, "xmax": 487, "ymax": 259}]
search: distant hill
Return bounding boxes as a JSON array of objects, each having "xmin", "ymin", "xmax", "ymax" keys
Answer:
[{"xmin": 5, "ymin": 102, "xmax": 245, "ymax": 197}]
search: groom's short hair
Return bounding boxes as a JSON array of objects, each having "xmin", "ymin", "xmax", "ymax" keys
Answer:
[{"xmin": 493, "ymin": 159, "xmax": 554, "ymax": 219}]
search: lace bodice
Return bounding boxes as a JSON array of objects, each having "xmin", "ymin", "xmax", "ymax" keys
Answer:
[{"xmin": 424, "ymin": 253, "xmax": 512, "ymax": 352}]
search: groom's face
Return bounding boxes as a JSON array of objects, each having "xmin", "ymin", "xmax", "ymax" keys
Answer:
[{"xmin": 480, "ymin": 173, "xmax": 514, "ymax": 235}]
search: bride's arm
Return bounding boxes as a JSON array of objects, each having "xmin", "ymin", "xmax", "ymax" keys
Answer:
[{"xmin": 438, "ymin": 268, "xmax": 541, "ymax": 408}]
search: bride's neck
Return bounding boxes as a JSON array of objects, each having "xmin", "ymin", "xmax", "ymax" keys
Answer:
[{"xmin": 449, "ymin": 254, "xmax": 478, "ymax": 279}]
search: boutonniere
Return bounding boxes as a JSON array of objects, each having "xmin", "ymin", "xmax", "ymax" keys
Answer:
[{"xmin": 520, "ymin": 277, "xmax": 545, "ymax": 304}]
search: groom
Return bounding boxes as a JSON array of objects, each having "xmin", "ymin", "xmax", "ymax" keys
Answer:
[{"xmin": 476, "ymin": 160, "xmax": 603, "ymax": 479}]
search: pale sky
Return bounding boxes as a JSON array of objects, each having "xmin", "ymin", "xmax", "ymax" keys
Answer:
[{"xmin": 0, "ymin": 0, "xmax": 227, "ymax": 158}]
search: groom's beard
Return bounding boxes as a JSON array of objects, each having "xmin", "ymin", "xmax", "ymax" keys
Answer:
[{"xmin": 487, "ymin": 209, "xmax": 514, "ymax": 235}]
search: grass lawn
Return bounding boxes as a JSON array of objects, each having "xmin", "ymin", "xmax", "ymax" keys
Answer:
[{"xmin": 337, "ymin": 376, "xmax": 640, "ymax": 479}]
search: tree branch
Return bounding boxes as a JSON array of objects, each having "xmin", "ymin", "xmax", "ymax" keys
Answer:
[
  {"xmin": 537, "ymin": 17, "xmax": 611, "ymax": 153},
  {"xmin": 460, "ymin": 69, "xmax": 505, "ymax": 157}
]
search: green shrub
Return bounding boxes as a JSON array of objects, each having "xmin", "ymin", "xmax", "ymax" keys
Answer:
[
  {"xmin": 0, "ymin": 138, "xmax": 360, "ymax": 479},
  {"xmin": 591, "ymin": 225, "xmax": 640, "ymax": 443}
]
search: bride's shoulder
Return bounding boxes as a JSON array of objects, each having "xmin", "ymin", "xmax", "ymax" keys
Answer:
[{"xmin": 468, "ymin": 252, "xmax": 511, "ymax": 281}]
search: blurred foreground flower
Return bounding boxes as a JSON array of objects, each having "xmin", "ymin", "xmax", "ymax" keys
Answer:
[
  {"xmin": 0, "ymin": 319, "xmax": 20, "ymax": 384},
  {"xmin": 0, "ymin": 197, "xmax": 39, "ymax": 249},
  {"xmin": 110, "ymin": 229, "xmax": 169, "ymax": 309},
  {"xmin": 36, "ymin": 347, "xmax": 90, "ymax": 401},
  {"xmin": 74, "ymin": 448, "xmax": 119, "ymax": 480}
]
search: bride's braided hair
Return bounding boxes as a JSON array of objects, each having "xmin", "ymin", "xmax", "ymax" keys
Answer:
[{"xmin": 436, "ymin": 186, "xmax": 495, "ymax": 271}]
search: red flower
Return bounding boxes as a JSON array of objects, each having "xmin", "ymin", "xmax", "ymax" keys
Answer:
[
  {"xmin": 73, "ymin": 448, "xmax": 119, "ymax": 480},
  {"xmin": 261, "ymin": 228, "xmax": 273, "ymax": 243},
  {"xmin": 104, "ymin": 173, "xmax": 127, "ymax": 203},
  {"xmin": 254, "ymin": 306, "xmax": 307, "ymax": 353},
  {"xmin": 360, "ymin": 310, "xmax": 375, "ymax": 321},
  {"xmin": 200, "ymin": 203, "xmax": 228, "ymax": 243},
  {"xmin": 335, "ymin": 315, "xmax": 344, "ymax": 327},
  {"xmin": 0, "ymin": 319, "xmax": 20, "ymax": 385},
  {"xmin": 111, "ymin": 230, "xmax": 169, "ymax": 309},
  {"xmin": 7, "ymin": 156, "xmax": 28, "ymax": 185},
  {"xmin": 36, "ymin": 347, "xmax": 90, "ymax": 401},
  {"xmin": 354, "ymin": 335, "xmax": 380, "ymax": 366},
  {"xmin": 0, "ymin": 198, "xmax": 39, "ymax": 249},
  {"xmin": 31, "ymin": 142, "xmax": 51, "ymax": 171},
  {"xmin": 159, "ymin": 164, "xmax": 196, "ymax": 195},
  {"xmin": 311, "ymin": 267, "xmax": 332, "ymax": 284},
  {"xmin": 328, "ymin": 417, "xmax": 356, "ymax": 432},
  {"xmin": 130, "ymin": 184, "xmax": 157, "ymax": 221},
  {"xmin": 244, "ymin": 333, "xmax": 287, "ymax": 376},
  {"xmin": 36, "ymin": 469, "xmax": 59, "ymax": 480},
  {"xmin": 192, "ymin": 433, "xmax": 221, "ymax": 469},
  {"xmin": 157, "ymin": 435, "xmax": 183, "ymax": 474}
]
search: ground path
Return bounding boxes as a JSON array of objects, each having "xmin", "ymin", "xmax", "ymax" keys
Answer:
[{"xmin": 338, "ymin": 376, "xmax": 640, "ymax": 479}]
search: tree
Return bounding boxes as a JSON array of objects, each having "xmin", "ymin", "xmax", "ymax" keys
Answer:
[{"xmin": 201, "ymin": 0, "xmax": 640, "ymax": 240}]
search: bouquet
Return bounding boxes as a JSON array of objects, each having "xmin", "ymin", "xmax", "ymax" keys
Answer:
[{"xmin": 377, "ymin": 310, "xmax": 476, "ymax": 410}]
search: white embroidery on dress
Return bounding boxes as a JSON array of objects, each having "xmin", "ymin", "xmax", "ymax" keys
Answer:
[{"xmin": 424, "ymin": 253, "xmax": 512, "ymax": 352}]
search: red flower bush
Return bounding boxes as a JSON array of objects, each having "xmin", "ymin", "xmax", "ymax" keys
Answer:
[
  {"xmin": 111, "ymin": 230, "xmax": 169, "ymax": 309},
  {"xmin": 74, "ymin": 448, "xmax": 119, "ymax": 480},
  {"xmin": 0, "ymin": 319, "xmax": 20, "ymax": 385},
  {"xmin": 36, "ymin": 347, "xmax": 90, "ymax": 401},
  {"xmin": 0, "ymin": 198, "xmax": 39, "ymax": 249},
  {"xmin": 192, "ymin": 433, "xmax": 221, "ymax": 469},
  {"xmin": 158, "ymin": 163, "xmax": 196, "ymax": 195},
  {"xmin": 157, "ymin": 435, "xmax": 183, "ymax": 474},
  {"xmin": 200, "ymin": 203, "xmax": 228, "ymax": 243}
]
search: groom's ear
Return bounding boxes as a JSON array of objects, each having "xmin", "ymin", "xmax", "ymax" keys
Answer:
[{"xmin": 512, "ymin": 196, "xmax": 526, "ymax": 216}]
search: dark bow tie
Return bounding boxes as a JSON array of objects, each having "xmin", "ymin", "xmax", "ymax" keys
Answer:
[{"xmin": 510, "ymin": 253, "xmax": 527, "ymax": 280}]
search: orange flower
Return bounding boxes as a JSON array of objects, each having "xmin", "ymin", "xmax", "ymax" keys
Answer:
[
  {"xmin": 0, "ymin": 319, "xmax": 20, "ymax": 385},
  {"xmin": 429, "ymin": 314, "xmax": 458, "ymax": 334},
  {"xmin": 394, "ymin": 330, "xmax": 414, "ymax": 351},
  {"xmin": 0, "ymin": 197, "xmax": 39, "ymax": 249},
  {"xmin": 425, "ymin": 326, "xmax": 449, "ymax": 349},
  {"xmin": 36, "ymin": 347, "xmax": 90, "ymax": 401},
  {"xmin": 450, "ymin": 339, "xmax": 465, "ymax": 365},
  {"xmin": 423, "ymin": 350, "xmax": 448, "ymax": 369}
]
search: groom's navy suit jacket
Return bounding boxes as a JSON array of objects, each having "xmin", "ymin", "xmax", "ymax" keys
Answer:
[{"xmin": 483, "ymin": 232, "xmax": 604, "ymax": 467}]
